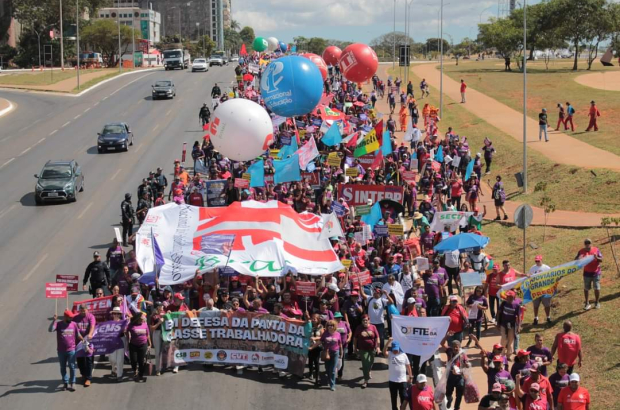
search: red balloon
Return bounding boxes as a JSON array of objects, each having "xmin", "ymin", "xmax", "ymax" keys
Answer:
[
  {"xmin": 301, "ymin": 53, "xmax": 328, "ymax": 80},
  {"xmin": 338, "ymin": 43, "xmax": 378, "ymax": 83},
  {"xmin": 322, "ymin": 46, "xmax": 342, "ymax": 66}
]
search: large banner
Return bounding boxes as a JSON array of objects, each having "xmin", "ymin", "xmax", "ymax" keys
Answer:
[
  {"xmin": 391, "ymin": 316, "xmax": 451, "ymax": 363},
  {"xmin": 76, "ymin": 319, "xmax": 128, "ymax": 357},
  {"xmin": 429, "ymin": 211, "xmax": 474, "ymax": 233},
  {"xmin": 136, "ymin": 201, "xmax": 344, "ymax": 285},
  {"xmin": 338, "ymin": 184, "xmax": 404, "ymax": 206},
  {"xmin": 499, "ymin": 256, "xmax": 594, "ymax": 304},
  {"xmin": 73, "ymin": 295, "xmax": 114, "ymax": 323},
  {"xmin": 161, "ymin": 310, "xmax": 311, "ymax": 376}
]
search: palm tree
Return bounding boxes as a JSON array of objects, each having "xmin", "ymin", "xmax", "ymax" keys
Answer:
[{"xmin": 230, "ymin": 19, "xmax": 240, "ymax": 31}]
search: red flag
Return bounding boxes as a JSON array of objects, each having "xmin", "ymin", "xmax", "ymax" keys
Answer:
[
  {"xmin": 370, "ymin": 150, "xmax": 383, "ymax": 169},
  {"xmin": 203, "ymin": 124, "xmax": 209, "ymax": 131},
  {"xmin": 203, "ymin": 133, "xmax": 210, "ymax": 141},
  {"xmin": 240, "ymin": 44, "xmax": 248, "ymax": 56},
  {"xmin": 346, "ymin": 132, "xmax": 358, "ymax": 148},
  {"xmin": 375, "ymin": 120, "xmax": 384, "ymax": 144}
]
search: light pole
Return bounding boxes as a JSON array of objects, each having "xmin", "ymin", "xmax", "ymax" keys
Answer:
[
  {"xmin": 117, "ymin": 1, "xmax": 121, "ymax": 73},
  {"xmin": 404, "ymin": 0, "xmax": 414, "ymax": 87},
  {"xmin": 440, "ymin": 0, "xmax": 444, "ymax": 118},
  {"xmin": 479, "ymin": 5, "xmax": 494, "ymax": 23},
  {"xmin": 59, "ymin": 0, "xmax": 64, "ymax": 69},
  {"xmin": 131, "ymin": 1, "xmax": 135, "ymax": 68},
  {"xmin": 522, "ymin": 0, "xmax": 527, "ymax": 192},
  {"xmin": 393, "ymin": 0, "xmax": 396, "ymax": 69},
  {"xmin": 76, "ymin": 0, "xmax": 80, "ymax": 90}
]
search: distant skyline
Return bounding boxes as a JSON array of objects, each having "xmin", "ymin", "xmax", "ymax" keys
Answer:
[{"xmin": 232, "ymin": 0, "xmax": 545, "ymax": 46}]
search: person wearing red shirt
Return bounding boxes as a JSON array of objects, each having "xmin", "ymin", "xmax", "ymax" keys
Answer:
[
  {"xmin": 460, "ymin": 79, "xmax": 467, "ymax": 103},
  {"xmin": 575, "ymin": 238, "xmax": 603, "ymax": 310},
  {"xmin": 520, "ymin": 363, "xmax": 554, "ymax": 406},
  {"xmin": 516, "ymin": 379, "xmax": 548, "ymax": 410},
  {"xmin": 402, "ymin": 374, "xmax": 438, "ymax": 410},
  {"xmin": 551, "ymin": 320, "xmax": 582, "ymax": 374},
  {"xmin": 585, "ymin": 100, "xmax": 600, "ymax": 132},
  {"xmin": 441, "ymin": 295, "xmax": 468, "ymax": 344},
  {"xmin": 166, "ymin": 293, "xmax": 189, "ymax": 312},
  {"xmin": 558, "ymin": 373, "xmax": 590, "ymax": 410}
]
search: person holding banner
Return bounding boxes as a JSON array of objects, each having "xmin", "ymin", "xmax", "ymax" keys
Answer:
[
  {"xmin": 320, "ymin": 319, "xmax": 343, "ymax": 391},
  {"xmin": 354, "ymin": 314, "xmax": 381, "ymax": 388},
  {"xmin": 126, "ymin": 312, "xmax": 151, "ymax": 382},
  {"xmin": 73, "ymin": 304, "xmax": 96, "ymax": 386},
  {"xmin": 528, "ymin": 255, "xmax": 552, "ymax": 325},
  {"xmin": 49, "ymin": 310, "xmax": 83, "ymax": 391}
]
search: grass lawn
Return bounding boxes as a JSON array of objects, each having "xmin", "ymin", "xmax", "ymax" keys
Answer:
[
  {"xmin": 0, "ymin": 69, "xmax": 104, "ymax": 86},
  {"xmin": 441, "ymin": 58, "xmax": 620, "ymax": 156},
  {"xmin": 71, "ymin": 70, "xmax": 124, "ymax": 93},
  {"xmin": 479, "ymin": 222, "xmax": 620, "ymax": 410},
  {"xmin": 387, "ymin": 67, "xmax": 620, "ymax": 214}
]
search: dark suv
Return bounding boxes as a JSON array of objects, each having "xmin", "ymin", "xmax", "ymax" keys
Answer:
[{"xmin": 34, "ymin": 160, "xmax": 84, "ymax": 204}]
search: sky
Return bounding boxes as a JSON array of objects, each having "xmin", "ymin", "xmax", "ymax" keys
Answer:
[{"xmin": 231, "ymin": 0, "xmax": 545, "ymax": 45}]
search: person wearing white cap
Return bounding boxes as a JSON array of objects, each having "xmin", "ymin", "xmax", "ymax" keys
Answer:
[
  {"xmin": 108, "ymin": 306, "xmax": 126, "ymax": 382},
  {"xmin": 558, "ymin": 373, "xmax": 590, "ymax": 410},
  {"xmin": 401, "ymin": 373, "xmax": 438, "ymax": 410},
  {"xmin": 528, "ymin": 255, "xmax": 552, "ymax": 324}
]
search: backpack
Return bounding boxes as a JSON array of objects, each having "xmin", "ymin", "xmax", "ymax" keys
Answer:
[{"xmin": 568, "ymin": 106, "xmax": 575, "ymax": 115}]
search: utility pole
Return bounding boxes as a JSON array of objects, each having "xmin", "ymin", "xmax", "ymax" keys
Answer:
[
  {"xmin": 59, "ymin": 0, "xmax": 64, "ymax": 69},
  {"xmin": 76, "ymin": 0, "xmax": 80, "ymax": 90},
  {"xmin": 393, "ymin": 0, "xmax": 396, "ymax": 69},
  {"xmin": 440, "ymin": 0, "xmax": 444, "ymax": 118},
  {"xmin": 522, "ymin": 0, "xmax": 528, "ymax": 192},
  {"xmin": 131, "ymin": 0, "xmax": 135, "ymax": 68},
  {"xmin": 118, "ymin": 1, "xmax": 122, "ymax": 73}
]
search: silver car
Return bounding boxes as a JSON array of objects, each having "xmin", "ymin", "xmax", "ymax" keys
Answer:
[{"xmin": 192, "ymin": 58, "xmax": 208, "ymax": 72}]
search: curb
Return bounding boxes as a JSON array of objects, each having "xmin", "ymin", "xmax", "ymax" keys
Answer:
[{"xmin": 0, "ymin": 98, "xmax": 14, "ymax": 118}]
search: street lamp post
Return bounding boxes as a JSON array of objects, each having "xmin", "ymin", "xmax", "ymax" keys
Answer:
[
  {"xmin": 131, "ymin": 1, "xmax": 135, "ymax": 68},
  {"xmin": 117, "ymin": 2, "xmax": 121, "ymax": 73},
  {"xmin": 522, "ymin": 0, "xmax": 528, "ymax": 192},
  {"xmin": 440, "ymin": 0, "xmax": 444, "ymax": 118},
  {"xmin": 393, "ymin": 0, "xmax": 396, "ymax": 69},
  {"xmin": 59, "ymin": 0, "xmax": 64, "ymax": 69},
  {"xmin": 76, "ymin": 0, "xmax": 80, "ymax": 90}
]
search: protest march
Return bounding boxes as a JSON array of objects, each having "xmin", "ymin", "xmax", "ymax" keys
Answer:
[{"xmin": 42, "ymin": 35, "xmax": 604, "ymax": 410}]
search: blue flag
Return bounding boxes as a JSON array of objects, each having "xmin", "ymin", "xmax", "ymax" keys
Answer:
[
  {"xmin": 194, "ymin": 158, "xmax": 209, "ymax": 175},
  {"xmin": 465, "ymin": 157, "xmax": 475, "ymax": 181},
  {"xmin": 361, "ymin": 202, "xmax": 383, "ymax": 230},
  {"xmin": 436, "ymin": 145, "xmax": 444, "ymax": 163},
  {"xmin": 248, "ymin": 160, "xmax": 265, "ymax": 188},
  {"xmin": 274, "ymin": 154, "xmax": 302, "ymax": 184},
  {"xmin": 278, "ymin": 135, "xmax": 299, "ymax": 159},
  {"xmin": 381, "ymin": 130, "xmax": 393, "ymax": 155},
  {"xmin": 321, "ymin": 122, "xmax": 342, "ymax": 146}
]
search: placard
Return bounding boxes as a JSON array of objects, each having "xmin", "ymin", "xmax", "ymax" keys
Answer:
[
  {"xmin": 415, "ymin": 257, "xmax": 429, "ymax": 271},
  {"xmin": 388, "ymin": 224, "xmax": 404, "ymax": 236},
  {"xmin": 114, "ymin": 227, "xmax": 123, "ymax": 244},
  {"xmin": 352, "ymin": 270, "xmax": 372, "ymax": 286},
  {"xmin": 56, "ymin": 274, "xmax": 79, "ymax": 292},
  {"xmin": 402, "ymin": 170, "xmax": 417, "ymax": 184},
  {"xmin": 356, "ymin": 205, "xmax": 371, "ymax": 216},
  {"xmin": 374, "ymin": 225, "xmax": 389, "ymax": 237},
  {"xmin": 242, "ymin": 173, "xmax": 251, "ymax": 181},
  {"xmin": 338, "ymin": 184, "xmax": 404, "ymax": 206},
  {"xmin": 46, "ymin": 283, "xmax": 67, "ymax": 299},
  {"xmin": 327, "ymin": 152, "xmax": 341, "ymax": 167},
  {"xmin": 205, "ymin": 179, "xmax": 227, "ymax": 207},
  {"xmin": 341, "ymin": 259, "xmax": 352, "ymax": 268},
  {"xmin": 234, "ymin": 178, "xmax": 249, "ymax": 189},
  {"xmin": 269, "ymin": 149, "xmax": 280, "ymax": 158},
  {"xmin": 295, "ymin": 281, "xmax": 317, "ymax": 297},
  {"xmin": 345, "ymin": 167, "xmax": 359, "ymax": 177}
]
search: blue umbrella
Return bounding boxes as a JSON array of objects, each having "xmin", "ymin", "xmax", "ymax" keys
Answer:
[{"xmin": 433, "ymin": 233, "xmax": 490, "ymax": 253}]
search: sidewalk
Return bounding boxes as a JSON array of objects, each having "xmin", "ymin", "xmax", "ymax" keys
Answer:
[{"xmin": 412, "ymin": 63, "xmax": 620, "ymax": 171}]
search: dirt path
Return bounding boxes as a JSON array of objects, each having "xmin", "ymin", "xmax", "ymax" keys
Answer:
[
  {"xmin": 412, "ymin": 63, "xmax": 620, "ymax": 171},
  {"xmin": 575, "ymin": 70, "xmax": 620, "ymax": 91}
]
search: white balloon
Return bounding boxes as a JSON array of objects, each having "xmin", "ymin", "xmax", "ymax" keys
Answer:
[
  {"xmin": 267, "ymin": 37, "xmax": 279, "ymax": 52},
  {"xmin": 210, "ymin": 99, "xmax": 274, "ymax": 162}
]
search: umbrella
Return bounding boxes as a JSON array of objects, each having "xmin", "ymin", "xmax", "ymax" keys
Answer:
[
  {"xmin": 379, "ymin": 199, "xmax": 405, "ymax": 217},
  {"xmin": 433, "ymin": 233, "xmax": 490, "ymax": 253},
  {"xmin": 243, "ymin": 73, "xmax": 254, "ymax": 82}
]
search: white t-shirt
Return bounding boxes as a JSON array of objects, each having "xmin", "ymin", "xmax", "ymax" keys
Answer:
[
  {"xmin": 528, "ymin": 263, "xmax": 551, "ymax": 276},
  {"xmin": 366, "ymin": 295, "xmax": 386, "ymax": 325},
  {"xmin": 388, "ymin": 351, "xmax": 410, "ymax": 382},
  {"xmin": 444, "ymin": 250, "xmax": 461, "ymax": 269}
]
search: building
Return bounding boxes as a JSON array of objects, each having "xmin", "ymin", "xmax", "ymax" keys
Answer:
[
  {"xmin": 223, "ymin": 0, "xmax": 231, "ymax": 30},
  {"xmin": 0, "ymin": 0, "xmax": 21, "ymax": 49}
]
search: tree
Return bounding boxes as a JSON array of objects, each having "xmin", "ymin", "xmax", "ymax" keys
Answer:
[
  {"xmin": 552, "ymin": 0, "xmax": 607, "ymax": 70},
  {"xmin": 425, "ymin": 38, "xmax": 450, "ymax": 53},
  {"xmin": 239, "ymin": 26, "xmax": 255, "ymax": 48},
  {"xmin": 582, "ymin": 3, "xmax": 613, "ymax": 70},
  {"xmin": 478, "ymin": 18, "xmax": 522, "ymax": 70},
  {"xmin": 230, "ymin": 19, "xmax": 240, "ymax": 31},
  {"xmin": 370, "ymin": 31, "xmax": 415, "ymax": 62},
  {"xmin": 451, "ymin": 45, "xmax": 467, "ymax": 65},
  {"xmin": 81, "ymin": 20, "xmax": 141, "ymax": 67},
  {"xmin": 534, "ymin": 182, "xmax": 556, "ymax": 243},
  {"xmin": 223, "ymin": 28, "xmax": 242, "ymax": 54},
  {"xmin": 0, "ymin": 44, "xmax": 17, "ymax": 68}
]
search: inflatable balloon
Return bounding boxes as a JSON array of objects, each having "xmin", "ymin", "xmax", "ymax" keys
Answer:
[
  {"xmin": 322, "ymin": 46, "xmax": 342, "ymax": 66},
  {"xmin": 301, "ymin": 53, "xmax": 328, "ymax": 81},
  {"xmin": 279, "ymin": 41, "xmax": 288, "ymax": 53},
  {"xmin": 260, "ymin": 55, "xmax": 323, "ymax": 117},
  {"xmin": 209, "ymin": 99, "xmax": 274, "ymax": 162},
  {"xmin": 338, "ymin": 43, "xmax": 378, "ymax": 83},
  {"xmin": 253, "ymin": 37, "xmax": 268, "ymax": 52},
  {"xmin": 267, "ymin": 37, "xmax": 279, "ymax": 52}
]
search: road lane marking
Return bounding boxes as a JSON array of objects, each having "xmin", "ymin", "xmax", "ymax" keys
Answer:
[
  {"xmin": 109, "ymin": 73, "xmax": 153, "ymax": 97},
  {"xmin": 77, "ymin": 201, "xmax": 94, "ymax": 219},
  {"xmin": 0, "ymin": 158, "xmax": 15, "ymax": 169},
  {"xmin": 22, "ymin": 253, "xmax": 49, "ymax": 282},
  {"xmin": 62, "ymin": 121, "xmax": 70, "ymax": 128},
  {"xmin": 135, "ymin": 143, "xmax": 143, "ymax": 153},
  {"xmin": 0, "ymin": 135, "xmax": 12, "ymax": 142},
  {"xmin": 166, "ymin": 109, "xmax": 172, "ymax": 116},
  {"xmin": 110, "ymin": 168, "xmax": 122, "ymax": 181},
  {"xmin": 49, "ymin": 130, "xmax": 58, "ymax": 136},
  {"xmin": 36, "ymin": 138, "xmax": 46, "ymax": 145},
  {"xmin": 0, "ymin": 204, "xmax": 16, "ymax": 220},
  {"xmin": 152, "ymin": 124, "xmax": 160, "ymax": 132},
  {"xmin": 20, "ymin": 147, "xmax": 31, "ymax": 155},
  {"xmin": 74, "ymin": 114, "xmax": 81, "ymax": 120},
  {"xmin": 84, "ymin": 107, "xmax": 91, "ymax": 113},
  {"xmin": 93, "ymin": 101, "xmax": 100, "ymax": 106}
]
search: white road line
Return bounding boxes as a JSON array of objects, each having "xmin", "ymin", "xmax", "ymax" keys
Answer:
[
  {"xmin": 49, "ymin": 129, "xmax": 58, "ymax": 136},
  {"xmin": 22, "ymin": 253, "xmax": 49, "ymax": 281},
  {"xmin": 20, "ymin": 147, "xmax": 31, "ymax": 155},
  {"xmin": 0, "ymin": 158, "xmax": 15, "ymax": 169},
  {"xmin": 135, "ymin": 143, "xmax": 143, "ymax": 153},
  {"xmin": 84, "ymin": 107, "xmax": 91, "ymax": 113},
  {"xmin": 62, "ymin": 121, "xmax": 70, "ymax": 128},
  {"xmin": 0, "ymin": 204, "xmax": 16, "ymax": 220},
  {"xmin": 36, "ymin": 137, "xmax": 46, "ymax": 144},
  {"xmin": 152, "ymin": 124, "xmax": 160, "ymax": 132},
  {"xmin": 110, "ymin": 168, "xmax": 122, "ymax": 181},
  {"xmin": 74, "ymin": 114, "xmax": 81, "ymax": 120},
  {"xmin": 0, "ymin": 136, "xmax": 11, "ymax": 143},
  {"xmin": 166, "ymin": 109, "xmax": 172, "ymax": 116},
  {"xmin": 109, "ymin": 73, "xmax": 153, "ymax": 98},
  {"xmin": 101, "ymin": 96, "xmax": 108, "ymax": 101},
  {"xmin": 77, "ymin": 201, "xmax": 94, "ymax": 219},
  {"xmin": 93, "ymin": 101, "xmax": 100, "ymax": 106}
]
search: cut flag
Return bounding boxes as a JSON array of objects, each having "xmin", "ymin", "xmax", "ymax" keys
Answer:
[
  {"xmin": 321, "ymin": 122, "xmax": 342, "ymax": 146},
  {"xmin": 465, "ymin": 157, "xmax": 475, "ymax": 181},
  {"xmin": 278, "ymin": 134, "xmax": 299, "ymax": 159},
  {"xmin": 435, "ymin": 145, "xmax": 444, "ymax": 163},
  {"xmin": 274, "ymin": 154, "xmax": 302, "ymax": 184},
  {"xmin": 240, "ymin": 43, "xmax": 248, "ymax": 56},
  {"xmin": 361, "ymin": 202, "xmax": 383, "ymax": 230},
  {"xmin": 381, "ymin": 130, "xmax": 393, "ymax": 155},
  {"xmin": 354, "ymin": 121, "xmax": 381, "ymax": 157},
  {"xmin": 295, "ymin": 137, "xmax": 319, "ymax": 170},
  {"xmin": 319, "ymin": 213, "xmax": 345, "ymax": 240},
  {"xmin": 342, "ymin": 132, "xmax": 358, "ymax": 147},
  {"xmin": 248, "ymin": 160, "xmax": 265, "ymax": 188},
  {"xmin": 370, "ymin": 150, "xmax": 384, "ymax": 169},
  {"xmin": 152, "ymin": 227, "xmax": 165, "ymax": 278}
]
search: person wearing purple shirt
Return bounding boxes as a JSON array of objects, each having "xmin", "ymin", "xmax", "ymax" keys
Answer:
[
  {"xmin": 482, "ymin": 354, "xmax": 513, "ymax": 394},
  {"xmin": 496, "ymin": 291, "xmax": 521, "ymax": 358},
  {"xmin": 432, "ymin": 259, "xmax": 449, "ymax": 295},
  {"xmin": 422, "ymin": 270, "xmax": 445, "ymax": 317},
  {"xmin": 548, "ymin": 363, "xmax": 570, "ymax": 407},
  {"xmin": 527, "ymin": 334, "xmax": 553, "ymax": 376},
  {"xmin": 510, "ymin": 350, "xmax": 534, "ymax": 383},
  {"xmin": 126, "ymin": 313, "xmax": 152, "ymax": 382},
  {"xmin": 466, "ymin": 286, "xmax": 488, "ymax": 343},
  {"xmin": 334, "ymin": 312, "xmax": 352, "ymax": 380},
  {"xmin": 321, "ymin": 320, "xmax": 343, "ymax": 391},
  {"xmin": 248, "ymin": 298, "xmax": 269, "ymax": 313},
  {"xmin": 49, "ymin": 310, "xmax": 83, "ymax": 391},
  {"xmin": 73, "ymin": 305, "xmax": 96, "ymax": 386}
]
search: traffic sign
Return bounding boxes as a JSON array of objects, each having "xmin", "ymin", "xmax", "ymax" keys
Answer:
[{"xmin": 514, "ymin": 204, "xmax": 533, "ymax": 229}]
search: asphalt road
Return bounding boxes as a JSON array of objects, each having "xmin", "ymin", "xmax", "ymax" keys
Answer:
[{"xmin": 0, "ymin": 67, "xmax": 391, "ymax": 409}]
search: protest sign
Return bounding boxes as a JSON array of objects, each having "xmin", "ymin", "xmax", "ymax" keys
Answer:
[
  {"xmin": 46, "ymin": 283, "xmax": 67, "ymax": 298},
  {"xmin": 374, "ymin": 225, "xmax": 389, "ymax": 237},
  {"xmin": 327, "ymin": 152, "xmax": 341, "ymax": 167},
  {"xmin": 248, "ymin": 63, "xmax": 260, "ymax": 74},
  {"xmin": 341, "ymin": 259, "xmax": 352, "ymax": 269},
  {"xmin": 204, "ymin": 179, "xmax": 227, "ymax": 207},
  {"xmin": 402, "ymin": 171, "xmax": 417, "ymax": 184},
  {"xmin": 280, "ymin": 135, "xmax": 292, "ymax": 145},
  {"xmin": 352, "ymin": 270, "xmax": 372, "ymax": 286},
  {"xmin": 234, "ymin": 178, "xmax": 249, "ymax": 189},
  {"xmin": 391, "ymin": 316, "xmax": 451, "ymax": 363},
  {"xmin": 429, "ymin": 211, "xmax": 473, "ymax": 233},
  {"xmin": 295, "ymin": 281, "xmax": 317, "ymax": 297},
  {"xmin": 331, "ymin": 202, "xmax": 346, "ymax": 217},
  {"xmin": 355, "ymin": 205, "xmax": 371, "ymax": 216},
  {"xmin": 242, "ymin": 173, "xmax": 252, "ymax": 181},
  {"xmin": 345, "ymin": 167, "xmax": 359, "ymax": 177},
  {"xmin": 161, "ymin": 310, "xmax": 312, "ymax": 376},
  {"xmin": 73, "ymin": 295, "xmax": 114, "ymax": 323},
  {"xmin": 56, "ymin": 275, "xmax": 79, "ymax": 292},
  {"xmin": 338, "ymin": 184, "xmax": 404, "ymax": 206},
  {"xmin": 76, "ymin": 319, "xmax": 128, "ymax": 357},
  {"xmin": 415, "ymin": 257, "xmax": 430, "ymax": 271},
  {"xmin": 388, "ymin": 224, "xmax": 404, "ymax": 236},
  {"xmin": 114, "ymin": 227, "xmax": 123, "ymax": 244},
  {"xmin": 499, "ymin": 256, "xmax": 594, "ymax": 304},
  {"xmin": 347, "ymin": 153, "xmax": 377, "ymax": 170}
]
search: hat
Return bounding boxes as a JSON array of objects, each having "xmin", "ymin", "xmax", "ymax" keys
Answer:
[
  {"xmin": 506, "ymin": 290, "xmax": 516, "ymax": 298},
  {"xmin": 351, "ymin": 291, "xmax": 360, "ymax": 296},
  {"xmin": 534, "ymin": 255, "xmax": 543, "ymax": 262},
  {"xmin": 334, "ymin": 312, "xmax": 343, "ymax": 318},
  {"xmin": 492, "ymin": 382, "xmax": 503, "ymax": 393},
  {"xmin": 517, "ymin": 349, "xmax": 530, "ymax": 357},
  {"xmin": 407, "ymin": 297, "xmax": 416, "ymax": 304},
  {"xmin": 413, "ymin": 212, "xmax": 423, "ymax": 220},
  {"xmin": 493, "ymin": 343, "xmax": 503, "ymax": 350},
  {"xmin": 530, "ymin": 363, "xmax": 540, "ymax": 373},
  {"xmin": 130, "ymin": 286, "xmax": 140, "ymax": 295},
  {"xmin": 391, "ymin": 341, "xmax": 401, "ymax": 351},
  {"xmin": 174, "ymin": 159, "xmax": 180, "ymax": 163},
  {"xmin": 492, "ymin": 265, "xmax": 500, "ymax": 271},
  {"xmin": 590, "ymin": 100, "xmax": 595, "ymax": 104},
  {"xmin": 63, "ymin": 309, "xmax": 75, "ymax": 318},
  {"xmin": 501, "ymin": 380, "xmax": 516, "ymax": 392},
  {"xmin": 93, "ymin": 251, "xmax": 100, "ymax": 257},
  {"xmin": 542, "ymin": 108, "xmax": 547, "ymax": 112},
  {"xmin": 569, "ymin": 373, "xmax": 580, "ymax": 382},
  {"xmin": 416, "ymin": 374, "xmax": 427, "ymax": 383},
  {"xmin": 338, "ymin": 272, "xmax": 346, "ymax": 278},
  {"xmin": 131, "ymin": 273, "xmax": 141, "ymax": 281},
  {"xmin": 111, "ymin": 307, "xmax": 122, "ymax": 314},
  {"xmin": 394, "ymin": 253, "xmax": 403, "ymax": 258},
  {"xmin": 449, "ymin": 295, "xmax": 458, "ymax": 301},
  {"xmin": 530, "ymin": 383, "xmax": 540, "ymax": 392},
  {"xmin": 327, "ymin": 283, "xmax": 339, "ymax": 292},
  {"xmin": 492, "ymin": 355, "xmax": 504, "ymax": 362},
  {"xmin": 231, "ymin": 276, "xmax": 240, "ymax": 281},
  {"xmin": 174, "ymin": 292, "xmax": 185, "ymax": 300}
]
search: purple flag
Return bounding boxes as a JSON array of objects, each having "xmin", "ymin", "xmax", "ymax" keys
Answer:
[{"xmin": 76, "ymin": 319, "xmax": 128, "ymax": 357}]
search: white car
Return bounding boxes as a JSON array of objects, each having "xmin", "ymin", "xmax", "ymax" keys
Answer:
[
  {"xmin": 192, "ymin": 58, "xmax": 208, "ymax": 72},
  {"xmin": 209, "ymin": 55, "xmax": 224, "ymax": 66},
  {"xmin": 230, "ymin": 55, "xmax": 239, "ymax": 62}
]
